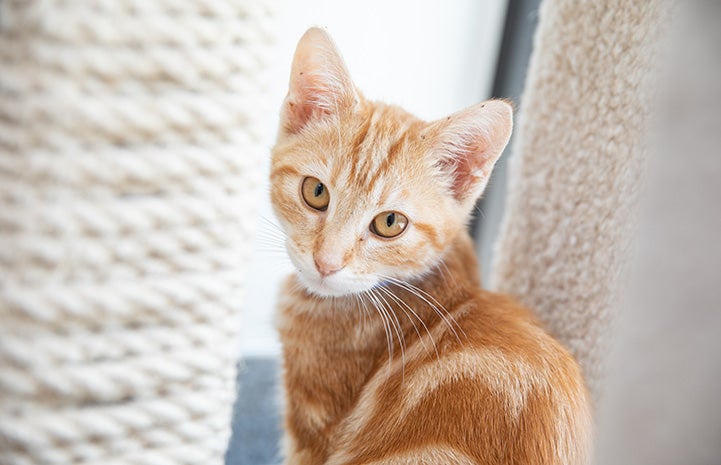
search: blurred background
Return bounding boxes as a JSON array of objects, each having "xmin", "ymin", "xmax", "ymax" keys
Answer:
[{"xmin": 594, "ymin": 2, "xmax": 721, "ymax": 463}]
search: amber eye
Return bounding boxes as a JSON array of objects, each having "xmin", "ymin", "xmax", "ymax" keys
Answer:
[
  {"xmin": 371, "ymin": 211, "xmax": 408, "ymax": 238},
  {"xmin": 301, "ymin": 176, "xmax": 330, "ymax": 211}
]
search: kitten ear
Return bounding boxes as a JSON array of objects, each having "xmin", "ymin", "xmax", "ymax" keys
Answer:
[
  {"xmin": 280, "ymin": 27, "xmax": 358, "ymax": 135},
  {"xmin": 429, "ymin": 99, "xmax": 513, "ymax": 207}
]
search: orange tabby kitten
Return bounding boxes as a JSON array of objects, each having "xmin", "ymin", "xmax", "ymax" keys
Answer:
[{"xmin": 271, "ymin": 28, "xmax": 592, "ymax": 465}]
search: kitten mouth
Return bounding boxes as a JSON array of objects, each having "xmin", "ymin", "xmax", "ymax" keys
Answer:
[
  {"xmin": 297, "ymin": 272, "xmax": 351, "ymax": 297},
  {"xmin": 285, "ymin": 244, "xmax": 376, "ymax": 297},
  {"xmin": 296, "ymin": 269, "xmax": 376, "ymax": 298}
]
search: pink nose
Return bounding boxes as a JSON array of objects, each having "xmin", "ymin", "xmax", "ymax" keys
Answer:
[{"xmin": 314, "ymin": 257, "xmax": 344, "ymax": 277}]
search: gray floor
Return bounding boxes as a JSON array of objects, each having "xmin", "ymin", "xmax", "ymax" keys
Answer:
[{"xmin": 227, "ymin": 358, "xmax": 281, "ymax": 465}]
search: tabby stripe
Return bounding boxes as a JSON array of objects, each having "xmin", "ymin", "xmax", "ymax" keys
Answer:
[
  {"xmin": 366, "ymin": 125, "xmax": 413, "ymax": 194},
  {"xmin": 349, "ymin": 111, "xmax": 376, "ymax": 186},
  {"xmin": 412, "ymin": 222, "xmax": 443, "ymax": 250},
  {"xmin": 329, "ymin": 445, "xmax": 477, "ymax": 465},
  {"xmin": 271, "ymin": 164, "xmax": 301, "ymax": 179},
  {"xmin": 401, "ymin": 349, "xmax": 536, "ymax": 419}
]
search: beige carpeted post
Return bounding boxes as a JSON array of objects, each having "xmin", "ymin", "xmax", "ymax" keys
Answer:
[
  {"xmin": 0, "ymin": 2, "xmax": 276, "ymax": 464},
  {"xmin": 491, "ymin": 0, "xmax": 669, "ymax": 399}
]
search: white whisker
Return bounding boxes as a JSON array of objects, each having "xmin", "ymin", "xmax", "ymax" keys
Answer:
[
  {"xmin": 373, "ymin": 286, "xmax": 406, "ymax": 378},
  {"xmin": 380, "ymin": 274, "xmax": 466, "ymax": 344},
  {"xmin": 364, "ymin": 289, "xmax": 394, "ymax": 369},
  {"xmin": 377, "ymin": 284, "xmax": 439, "ymax": 360}
]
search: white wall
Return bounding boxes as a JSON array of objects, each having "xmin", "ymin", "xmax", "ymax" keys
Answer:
[{"xmin": 241, "ymin": 0, "xmax": 507, "ymax": 356}]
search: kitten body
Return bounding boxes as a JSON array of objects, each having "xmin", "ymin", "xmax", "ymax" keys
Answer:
[{"xmin": 272, "ymin": 28, "xmax": 592, "ymax": 465}]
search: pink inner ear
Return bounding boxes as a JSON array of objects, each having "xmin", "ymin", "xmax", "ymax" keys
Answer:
[
  {"xmin": 437, "ymin": 135, "xmax": 491, "ymax": 201},
  {"xmin": 449, "ymin": 154, "xmax": 480, "ymax": 200},
  {"xmin": 285, "ymin": 96, "xmax": 316, "ymax": 134},
  {"xmin": 281, "ymin": 28, "xmax": 357, "ymax": 136},
  {"xmin": 284, "ymin": 69, "xmax": 331, "ymax": 134},
  {"xmin": 431, "ymin": 100, "xmax": 513, "ymax": 203},
  {"xmin": 283, "ymin": 77, "xmax": 353, "ymax": 134}
]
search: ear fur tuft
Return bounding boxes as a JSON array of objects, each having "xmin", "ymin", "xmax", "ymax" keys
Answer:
[
  {"xmin": 280, "ymin": 27, "xmax": 358, "ymax": 135},
  {"xmin": 430, "ymin": 99, "xmax": 513, "ymax": 207}
]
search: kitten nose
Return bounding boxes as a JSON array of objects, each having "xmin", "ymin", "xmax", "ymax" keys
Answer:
[{"xmin": 314, "ymin": 256, "xmax": 344, "ymax": 277}]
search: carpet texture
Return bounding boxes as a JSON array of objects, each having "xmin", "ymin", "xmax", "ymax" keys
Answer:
[{"xmin": 490, "ymin": 0, "xmax": 670, "ymax": 399}]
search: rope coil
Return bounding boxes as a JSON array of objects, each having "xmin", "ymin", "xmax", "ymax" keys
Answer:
[{"xmin": 0, "ymin": 1, "xmax": 276, "ymax": 463}]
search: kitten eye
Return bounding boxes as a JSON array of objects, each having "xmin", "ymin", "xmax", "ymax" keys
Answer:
[
  {"xmin": 301, "ymin": 176, "xmax": 330, "ymax": 211},
  {"xmin": 371, "ymin": 211, "xmax": 408, "ymax": 238}
]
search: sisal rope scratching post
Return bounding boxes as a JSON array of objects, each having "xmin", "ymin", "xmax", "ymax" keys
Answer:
[
  {"xmin": 491, "ymin": 0, "xmax": 669, "ymax": 400},
  {"xmin": 0, "ymin": 1, "xmax": 276, "ymax": 464}
]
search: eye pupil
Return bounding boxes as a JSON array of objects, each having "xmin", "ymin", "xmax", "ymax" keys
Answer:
[
  {"xmin": 301, "ymin": 177, "xmax": 330, "ymax": 211},
  {"xmin": 371, "ymin": 211, "xmax": 407, "ymax": 238},
  {"xmin": 314, "ymin": 183, "xmax": 324, "ymax": 197}
]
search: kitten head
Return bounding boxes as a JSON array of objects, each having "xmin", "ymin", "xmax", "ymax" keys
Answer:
[{"xmin": 271, "ymin": 28, "xmax": 512, "ymax": 297}]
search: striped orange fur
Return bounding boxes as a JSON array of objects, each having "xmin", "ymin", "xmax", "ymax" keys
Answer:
[{"xmin": 271, "ymin": 28, "xmax": 592, "ymax": 465}]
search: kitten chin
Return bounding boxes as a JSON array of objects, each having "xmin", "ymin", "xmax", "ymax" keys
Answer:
[{"xmin": 295, "ymin": 267, "xmax": 377, "ymax": 297}]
